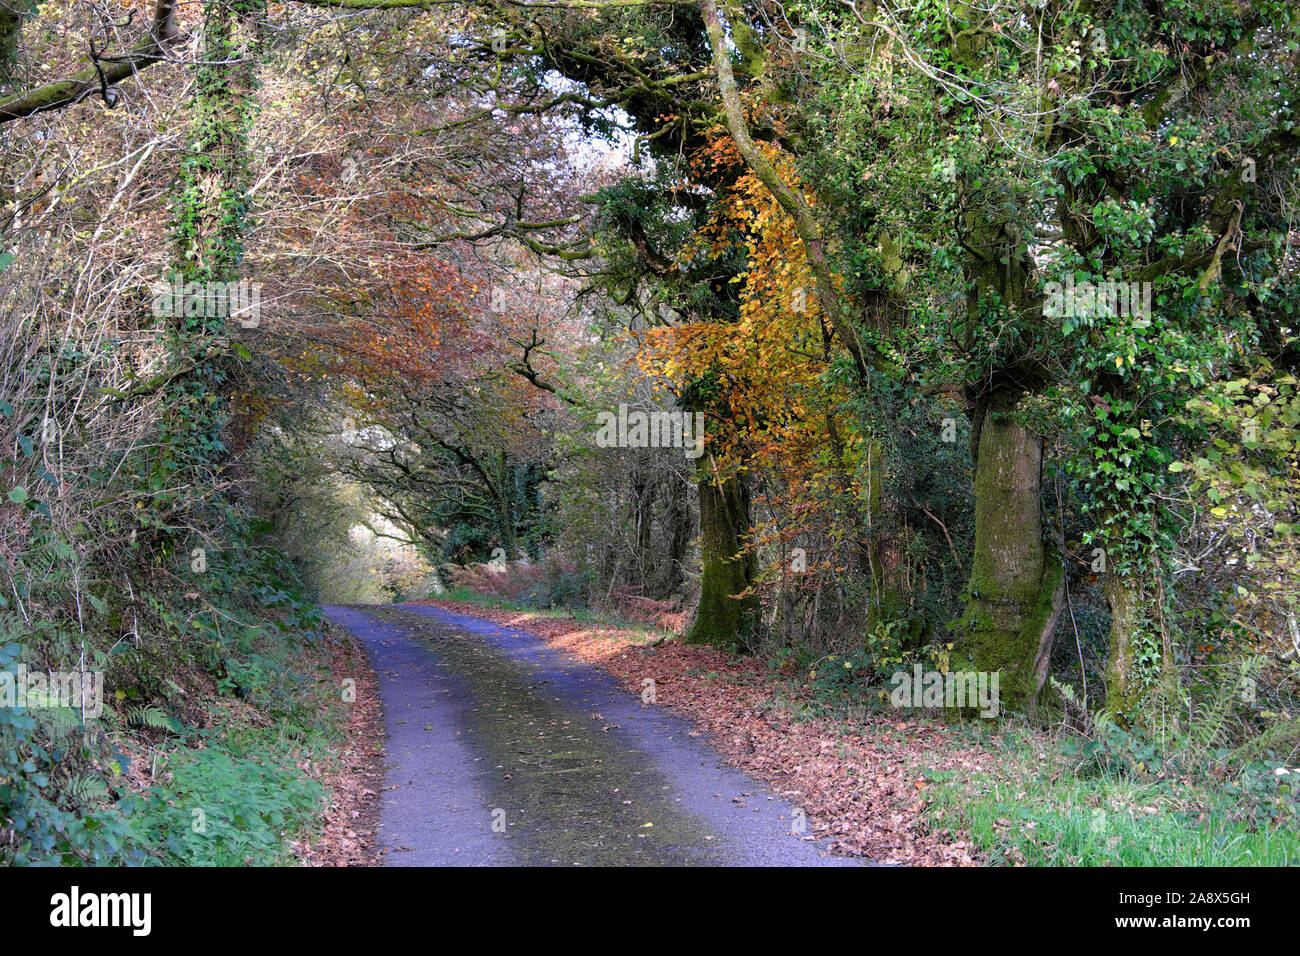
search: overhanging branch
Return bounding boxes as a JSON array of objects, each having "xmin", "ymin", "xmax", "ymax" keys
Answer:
[{"xmin": 0, "ymin": 0, "xmax": 179, "ymax": 122}]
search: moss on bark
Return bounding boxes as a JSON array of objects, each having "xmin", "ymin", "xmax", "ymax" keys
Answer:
[
  {"xmin": 685, "ymin": 469, "xmax": 757, "ymax": 649},
  {"xmin": 950, "ymin": 396, "xmax": 1061, "ymax": 709},
  {"xmin": 1103, "ymin": 571, "xmax": 1177, "ymax": 726}
]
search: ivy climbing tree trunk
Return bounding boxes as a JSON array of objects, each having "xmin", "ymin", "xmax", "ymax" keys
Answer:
[
  {"xmin": 157, "ymin": 0, "xmax": 259, "ymax": 544},
  {"xmin": 1055, "ymin": 154, "xmax": 1184, "ymax": 726},
  {"xmin": 1102, "ymin": 569, "xmax": 1177, "ymax": 721},
  {"xmin": 495, "ymin": 449, "xmax": 517, "ymax": 559}
]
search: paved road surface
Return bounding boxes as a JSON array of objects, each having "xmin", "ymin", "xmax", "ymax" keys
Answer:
[{"xmin": 324, "ymin": 603, "xmax": 861, "ymax": 866}]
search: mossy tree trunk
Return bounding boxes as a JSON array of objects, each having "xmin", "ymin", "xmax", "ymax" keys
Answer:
[
  {"xmin": 155, "ymin": 0, "xmax": 258, "ymax": 541},
  {"xmin": 1102, "ymin": 545, "xmax": 1179, "ymax": 726},
  {"xmin": 686, "ymin": 464, "xmax": 757, "ymax": 648},
  {"xmin": 951, "ymin": 390, "xmax": 1062, "ymax": 709},
  {"xmin": 945, "ymin": 113, "xmax": 1061, "ymax": 709},
  {"xmin": 495, "ymin": 449, "xmax": 517, "ymax": 559}
]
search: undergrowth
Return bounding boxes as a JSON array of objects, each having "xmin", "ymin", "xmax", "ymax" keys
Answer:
[{"xmin": 1, "ymin": 536, "xmax": 348, "ymax": 866}]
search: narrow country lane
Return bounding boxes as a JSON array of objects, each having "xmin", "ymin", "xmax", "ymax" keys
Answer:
[{"xmin": 324, "ymin": 603, "xmax": 863, "ymax": 867}]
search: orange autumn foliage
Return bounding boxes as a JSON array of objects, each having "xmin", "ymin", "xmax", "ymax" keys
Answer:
[{"xmin": 638, "ymin": 133, "xmax": 871, "ymax": 587}]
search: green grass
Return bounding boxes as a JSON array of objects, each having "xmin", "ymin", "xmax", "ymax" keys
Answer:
[
  {"xmin": 119, "ymin": 629, "xmax": 350, "ymax": 866},
  {"xmin": 918, "ymin": 723, "xmax": 1300, "ymax": 866},
  {"xmin": 124, "ymin": 726, "xmax": 327, "ymax": 866}
]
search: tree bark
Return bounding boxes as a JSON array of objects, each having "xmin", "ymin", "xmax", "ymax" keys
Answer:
[
  {"xmin": 951, "ymin": 391, "xmax": 1061, "ymax": 708},
  {"xmin": 0, "ymin": 0, "xmax": 177, "ymax": 121},
  {"xmin": 686, "ymin": 462, "xmax": 757, "ymax": 648},
  {"xmin": 1102, "ymin": 558, "xmax": 1178, "ymax": 725}
]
